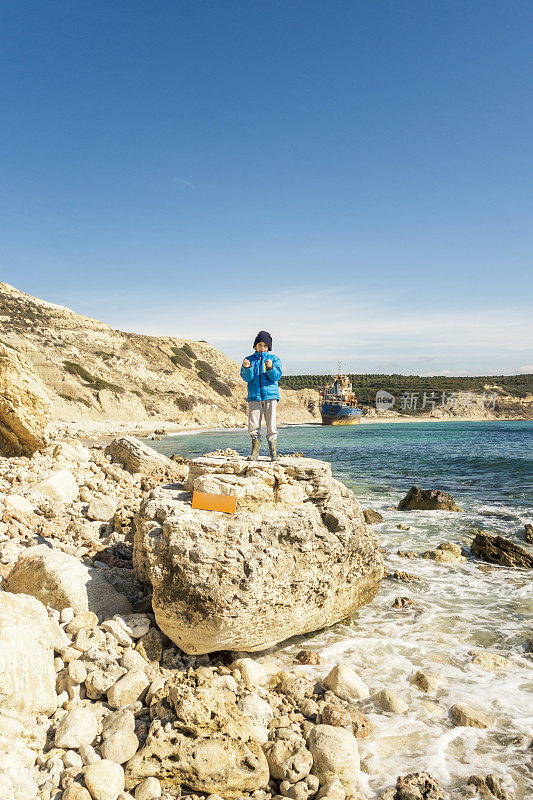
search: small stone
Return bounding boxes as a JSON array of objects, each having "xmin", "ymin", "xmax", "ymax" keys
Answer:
[
  {"xmin": 114, "ymin": 614, "xmax": 151, "ymax": 639},
  {"xmin": 87, "ymin": 497, "xmax": 116, "ymax": 522},
  {"xmin": 296, "ymin": 649, "xmax": 324, "ymax": 665},
  {"xmin": 63, "ymin": 784, "xmax": 92, "ymax": 800},
  {"xmin": 121, "ymin": 648, "xmax": 149, "ymax": 671},
  {"xmin": 134, "ymin": 777, "xmax": 162, "ymax": 800},
  {"xmin": 323, "ymin": 664, "xmax": 370, "ymax": 702},
  {"xmin": 102, "ymin": 709, "xmax": 136, "ymax": 739},
  {"xmin": 61, "ymin": 607, "xmax": 75, "ymax": 624},
  {"xmin": 451, "ymin": 703, "xmax": 493, "ymax": 729},
  {"xmin": 68, "ymin": 660, "xmax": 88, "ymax": 685},
  {"xmin": 321, "ymin": 703, "xmax": 373, "ymax": 738},
  {"xmin": 392, "ymin": 596, "xmax": 420, "ymax": 610},
  {"xmin": 135, "ymin": 629, "xmax": 163, "ymax": 662},
  {"xmin": 66, "ymin": 612, "xmax": 99, "ymax": 635},
  {"xmin": 363, "ymin": 509, "xmax": 383, "ymax": 525},
  {"xmin": 79, "ymin": 744, "xmax": 101, "ymax": 766},
  {"xmin": 101, "ymin": 619, "xmax": 133, "ymax": 647},
  {"xmin": 63, "ymin": 749, "xmax": 84, "ymax": 769},
  {"xmin": 55, "ymin": 706, "xmax": 98, "ymax": 749},
  {"xmin": 412, "ymin": 670, "xmax": 446, "ymax": 693},
  {"xmin": 376, "ymin": 689, "xmax": 409, "ymax": 714},
  {"xmin": 316, "ymin": 779, "xmax": 346, "ymax": 800},
  {"xmin": 84, "ymin": 759, "xmax": 125, "ymax": 800},
  {"xmin": 101, "ymin": 729, "xmax": 139, "ymax": 763},
  {"xmin": 230, "ymin": 657, "xmax": 267, "ymax": 686},
  {"xmin": 107, "ymin": 669, "xmax": 149, "ymax": 709}
]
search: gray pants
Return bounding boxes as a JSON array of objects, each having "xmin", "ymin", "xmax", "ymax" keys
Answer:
[{"xmin": 248, "ymin": 400, "xmax": 278, "ymax": 443}]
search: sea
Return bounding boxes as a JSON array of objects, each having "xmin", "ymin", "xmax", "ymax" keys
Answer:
[{"xmin": 146, "ymin": 421, "xmax": 533, "ymax": 799}]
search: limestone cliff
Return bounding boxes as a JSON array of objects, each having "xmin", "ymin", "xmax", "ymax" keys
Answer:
[{"xmin": 0, "ymin": 283, "xmax": 319, "ymax": 429}]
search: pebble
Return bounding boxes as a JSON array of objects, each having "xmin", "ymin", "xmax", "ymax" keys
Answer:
[
  {"xmin": 230, "ymin": 658, "xmax": 268, "ymax": 686},
  {"xmin": 323, "ymin": 664, "xmax": 370, "ymax": 702},
  {"xmin": 55, "ymin": 706, "xmax": 98, "ymax": 748},
  {"xmin": 101, "ymin": 729, "xmax": 139, "ymax": 763},
  {"xmin": 84, "ymin": 759, "xmax": 125, "ymax": 800},
  {"xmin": 107, "ymin": 669, "xmax": 150, "ymax": 709},
  {"xmin": 66, "ymin": 612, "xmax": 99, "ymax": 636},
  {"xmin": 134, "ymin": 777, "xmax": 162, "ymax": 800},
  {"xmin": 450, "ymin": 702, "xmax": 493, "ymax": 729},
  {"xmin": 376, "ymin": 688, "xmax": 409, "ymax": 714}
]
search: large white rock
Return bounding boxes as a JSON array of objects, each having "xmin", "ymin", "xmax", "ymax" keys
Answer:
[
  {"xmin": 4, "ymin": 545, "xmax": 132, "ymax": 618},
  {"xmin": 31, "ymin": 469, "xmax": 79, "ymax": 503},
  {"xmin": 133, "ymin": 456, "xmax": 383, "ymax": 654},
  {"xmin": 105, "ymin": 436, "xmax": 183, "ymax": 476},
  {"xmin": 307, "ymin": 725, "xmax": 360, "ymax": 792},
  {"xmin": 0, "ymin": 592, "xmax": 57, "ymax": 715}
]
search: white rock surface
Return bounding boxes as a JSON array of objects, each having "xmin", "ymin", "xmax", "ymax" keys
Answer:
[
  {"xmin": 84, "ymin": 759, "xmax": 125, "ymax": 800},
  {"xmin": 307, "ymin": 725, "xmax": 360, "ymax": 792},
  {"xmin": 134, "ymin": 456, "xmax": 383, "ymax": 654},
  {"xmin": 0, "ymin": 592, "xmax": 57, "ymax": 715},
  {"xmin": 55, "ymin": 706, "xmax": 98, "ymax": 749},
  {"xmin": 323, "ymin": 665, "xmax": 370, "ymax": 702},
  {"xmin": 107, "ymin": 669, "xmax": 149, "ymax": 709},
  {"xmin": 4, "ymin": 544, "xmax": 132, "ymax": 617},
  {"xmin": 31, "ymin": 468, "xmax": 79, "ymax": 502}
]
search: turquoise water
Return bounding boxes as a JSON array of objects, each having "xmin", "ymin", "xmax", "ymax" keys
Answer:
[{"xmin": 147, "ymin": 421, "xmax": 533, "ymax": 799}]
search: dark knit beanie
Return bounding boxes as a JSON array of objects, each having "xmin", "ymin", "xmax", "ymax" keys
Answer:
[{"xmin": 253, "ymin": 330, "xmax": 273, "ymax": 351}]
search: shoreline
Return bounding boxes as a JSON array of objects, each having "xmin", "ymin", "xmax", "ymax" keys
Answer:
[{"xmin": 49, "ymin": 414, "xmax": 533, "ymax": 446}]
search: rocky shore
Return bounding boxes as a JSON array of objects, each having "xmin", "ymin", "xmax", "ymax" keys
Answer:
[{"xmin": 0, "ymin": 427, "xmax": 529, "ymax": 800}]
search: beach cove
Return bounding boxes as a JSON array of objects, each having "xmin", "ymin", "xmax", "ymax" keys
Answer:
[{"xmin": 144, "ymin": 420, "xmax": 533, "ymax": 799}]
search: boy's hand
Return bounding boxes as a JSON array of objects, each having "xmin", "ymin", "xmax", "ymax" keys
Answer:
[
  {"xmin": 242, "ymin": 358, "xmax": 251, "ymax": 368},
  {"xmin": 266, "ymin": 359, "xmax": 273, "ymax": 370}
]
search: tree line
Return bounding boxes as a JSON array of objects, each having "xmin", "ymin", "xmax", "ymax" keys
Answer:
[{"xmin": 279, "ymin": 372, "xmax": 532, "ymax": 406}]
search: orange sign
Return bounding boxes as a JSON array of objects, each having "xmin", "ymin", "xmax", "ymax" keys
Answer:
[{"xmin": 191, "ymin": 491, "xmax": 237, "ymax": 514}]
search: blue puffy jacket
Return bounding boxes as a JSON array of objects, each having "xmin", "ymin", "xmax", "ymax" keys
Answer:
[{"xmin": 240, "ymin": 351, "xmax": 283, "ymax": 401}]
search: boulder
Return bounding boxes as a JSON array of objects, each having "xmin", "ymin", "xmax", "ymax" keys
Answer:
[
  {"xmin": 523, "ymin": 523, "xmax": 533, "ymax": 543},
  {"xmin": 133, "ymin": 456, "xmax": 383, "ymax": 654},
  {"xmin": 87, "ymin": 497, "xmax": 116, "ymax": 521},
  {"xmin": 398, "ymin": 486, "xmax": 462, "ymax": 512},
  {"xmin": 0, "ymin": 591, "xmax": 58, "ymax": 715},
  {"xmin": 31, "ymin": 469, "xmax": 79, "ymax": 503},
  {"xmin": 4, "ymin": 544, "xmax": 132, "ymax": 618},
  {"xmin": 471, "ymin": 532, "xmax": 533, "ymax": 568},
  {"xmin": 124, "ymin": 677, "xmax": 269, "ymax": 796},
  {"xmin": 467, "ymin": 775, "xmax": 512, "ymax": 800},
  {"xmin": 0, "ymin": 342, "xmax": 51, "ymax": 457},
  {"xmin": 105, "ymin": 436, "xmax": 183, "ymax": 476}
]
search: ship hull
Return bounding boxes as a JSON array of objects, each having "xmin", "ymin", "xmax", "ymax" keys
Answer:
[{"xmin": 320, "ymin": 402, "xmax": 362, "ymax": 425}]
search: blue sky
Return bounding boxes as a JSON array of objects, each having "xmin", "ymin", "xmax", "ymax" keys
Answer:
[{"xmin": 1, "ymin": 1, "xmax": 532, "ymax": 375}]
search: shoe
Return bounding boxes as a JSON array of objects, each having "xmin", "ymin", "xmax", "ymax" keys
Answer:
[
  {"xmin": 247, "ymin": 438, "xmax": 261, "ymax": 461},
  {"xmin": 268, "ymin": 440, "xmax": 278, "ymax": 462}
]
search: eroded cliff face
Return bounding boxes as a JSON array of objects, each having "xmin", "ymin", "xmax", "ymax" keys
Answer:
[
  {"xmin": 134, "ymin": 454, "xmax": 384, "ymax": 654},
  {"xmin": 0, "ymin": 282, "xmax": 320, "ymax": 429},
  {"xmin": 0, "ymin": 342, "xmax": 51, "ymax": 456}
]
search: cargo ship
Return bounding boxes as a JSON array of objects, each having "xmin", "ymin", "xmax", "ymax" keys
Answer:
[{"xmin": 319, "ymin": 369, "xmax": 363, "ymax": 425}]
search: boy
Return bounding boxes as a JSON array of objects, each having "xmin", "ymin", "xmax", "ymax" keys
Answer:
[{"xmin": 240, "ymin": 330, "xmax": 282, "ymax": 461}]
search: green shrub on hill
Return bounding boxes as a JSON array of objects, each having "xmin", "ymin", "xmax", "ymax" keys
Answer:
[{"xmin": 63, "ymin": 361, "xmax": 124, "ymax": 394}]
